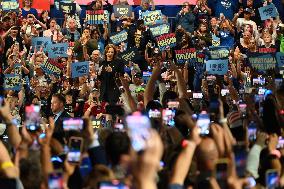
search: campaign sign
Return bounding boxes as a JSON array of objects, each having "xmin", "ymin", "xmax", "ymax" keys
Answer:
[
  {"xmin": 149, "ymin": 24, "xmax": 170, "ymax": 37},
  {"xmin": 276, "ymin": 52, "xmax": 284, "ymax": 70},
  {"xmin": 86, "ymin": 10, "xmax": 109, "ymax": 25},
  {"xmin": 120, "ymin": 48, "xmax": 138, "ymax": 62},
  {"xmin": 206, "ymin": 59, "xmax": 228, "ymax": 75},
  {"xmin": 14, "ymin": 63, "xmax": 22, "ymax": 76},
  {"xmin": 1, "ymin": 0, "xmax": 19, "ymax": 12},
  {"xmin": 31, "ymin": 37, "xmax": 52, "ymax": 52},
  {"xmin": 175, "ymin": 48, "xmax": 196, "ymax": 64},
  {"xmin": 110, "ymin": 30, "xmax": 128, "ymax": 45},
  {"xmin": 156, "ymin": 33, "xmax": 176, "ymax": 51},
  {"xmin": 208, "ymin": 46, "xmax": 230, "ymax": 60},
  {"xmin": 59, "ymin": 2, "xmax": 76, "ymax": 14},
  {"xmin": 212, "ymin": 35, "xmax": 220, "ymax": 47},
  {"xmin": 258, "ymin": 4, "xmax": 278, "ymax": 20},
  {"xmin": 71, "ymin": 61, "xmax": 89, "ymax": 78},
  {"xmin": 141, "ymin": 10, "xmax": 163, "ymax": 26},
  {"xmin": 47, "ymin": 43, "xmax": 68, "ymax": 58},
  {"xmin": 113, "ymin": 5, "xmax": 132, "ymax": 17},
  {"xmin": 4, "ymin": 74, "xmax": 21, "ymax": 91},
  {"xmin": 249, "ymin": 53, "xmax": 276, "ymax": 71},
  {"xmin": 40, "ymin": 60, "xmax": 62, "ymax": 75}
]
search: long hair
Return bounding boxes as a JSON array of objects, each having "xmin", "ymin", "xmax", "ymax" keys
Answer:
[
  {"xmin": 22, "ymin": 0, "xmax": 33, "ymax": 7},
  {"xmin": 104, "ymin": 44, "xmax": 118, "ymax": 61}
]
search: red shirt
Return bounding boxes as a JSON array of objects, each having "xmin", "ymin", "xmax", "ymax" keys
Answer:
[{"xmin": 83, "ymin": 102, "xmax": 107, "ymax": 116}]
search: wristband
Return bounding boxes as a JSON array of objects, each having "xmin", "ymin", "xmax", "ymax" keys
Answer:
[
  {"xmin": 1, "ymin": 161, "xmax": 14, "ymax": 170},
  {"xmin": 219, "ymin": 118, "xmax": 227, "ymax": 124}
]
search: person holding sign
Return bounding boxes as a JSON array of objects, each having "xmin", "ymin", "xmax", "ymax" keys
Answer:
[
  {"xmin": 98, "ymin": 44, "xmax": 125, "ymax": 104},
  {"xmin": 176, "ymin": 1, "xmax": 196, "ymax": 33},
  {"xmin": 134, "ymin": 0, "xmax": 155, "ymax": 20},
  {"xmin": 111, "ymin": 0, "xmax": 134, "ymax": 32},
  {"xmin": 21, "ymin": 0, "xmax": 38, "ymax": 18}
]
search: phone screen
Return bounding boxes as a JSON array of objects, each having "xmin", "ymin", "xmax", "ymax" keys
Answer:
[
  {"xmin": 91, "ymin": 119, "xmax": 101, "ymax": 129},
  {"xmin": 193, "ymin": 93, "xmax": 203, "ymax": 99},
  {"xmin": 67, "ymin": 137, "xmax": 83, "ymax": 164},
  {"xmin": 277, "ymin": 137, "xmax": 284, "ymax": 149},
  {"xmin": 233, "ymin": 144, "xmax": 248, "ymax": 177},
  {"xmin": 162, "ymin": 109, "xmax": 176, "ymax": 127},
  {"xmin": 248, "ymin": 121, "xmax": 257, "ymax": 142},
  {"xmin": 221, "ymin": 89, "xmax": 229, "ymax": 96},
  {"xmin": 266, "ymin": 169, "xmax": 279, "ymax": 189},
  {"xmin": 126, "ymin": 114, "xmax": 151, "ymax": 152},
  {"xmin": 48, "ymin": 172, "xmax": 64, "ymax": 189},
  {"xmin": 149, "ymin": 109, "xmax": 161, "ymax": 118},
  {"xmin": 25, "ymin": 105, "xmax": 41, "ymax": 132},
  {"xmin": 99, "ymin": 181, "xmax": 129, "ymax": 189},
  {"xmin": 63, "ymin": 118, "xmax": 84, "ymax": 131},
  {"xmin": 197, "ymin": 112, "xmax": 210, "ymax": 136}
]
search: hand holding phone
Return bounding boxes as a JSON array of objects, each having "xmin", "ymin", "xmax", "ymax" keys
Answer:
[
  {"xmin": 67, "ymin": 137, "xmax": 83, "ymax": 164},
  {"xmin": 25, "ymin": 105, "xmax": 41, "ymax": 132}
]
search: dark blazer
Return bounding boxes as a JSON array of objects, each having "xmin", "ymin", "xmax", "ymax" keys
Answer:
[
  {"xmin": 53, "ymin": 110, "xmax": 71, "ymax": 144},
  {"xmin": 98, "ymin": 59, "xmax": 125, "ymax": 104}
]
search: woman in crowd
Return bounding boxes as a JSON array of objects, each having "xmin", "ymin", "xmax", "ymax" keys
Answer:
[{"xmin": 21, "ymin": 0, "xmax": 38, "ymax": 18}]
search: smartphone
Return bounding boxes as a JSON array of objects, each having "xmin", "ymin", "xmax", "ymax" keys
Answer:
[
  {"xmin": 246, "ymin": 177, "xmax": 256, "ymax": 189},
  {"xmin": 0, "ymin": 96, "xmax": 4, "ymax": 107},
  {"xmin": 98, "ymin": 181, "xmax": 129, "ymax": 189},
  {"xmin": 25, "ymin": 105, "xmax": 41, "ymax": 132},
  {"xmin": 126, "ymin": 114, "xmax": 151, "ymax": 152},
  {"xmin": 91, "ymin": 118, "xmax": 101, "ymax": 129},
  {"xmin": 67, "ymin": 137, "xmax": 83, "ymax": 164},
  {"xmin": 248, "ymin": 121, "xmax": 257, "ymax": 142},
  {"xmin": 63, "ymin": 118, "xmax": 84, "ymax": 131},
  {"xmin": 149, "ymin": 109, "xmax": 161, "ymax": 118},
  {"xmin": 193, "ymin": 93, "xmax": 203, "ymax": 99},
  {"xmin": 233, "ymin": 143, "xmax": 248, "ymax": 177},
  {"xmin": 221, "ymin": 89, "xmax": 229, "ymax": 96},
  {"xmin": 48, "ymin": 172, "xmax": 64, "ymax": 189},
  {"xmin": 197, "ymin": 111, "xmax": 210, "ymax": 136},
  {"xmin": 277, "ymin": 137, "xmax": 284, "ymax": 149},
  {"xmin": 238, "ymin": 102, "xmax": 247, "ymax": 117},
  {"xmin": 209, "ymin": 99, "xmax": 219, "ymax": 114},
  {"xmin": 215, "ymin": 159, "xmax": 229, "ymax": 189},
  {"xmin": 142, "ymin": 71, "xmax": 152, "ymax": 83},
  {"xmin": 266, "ymin": 169, "xmax": 280, "ymax": 189},
  {"xmin": 258, "ymin": 88, "xmax": 266, "ymax": 95},
  {"xmin": 162, "ymin": 108, "xmax": 176, "ymax": 127}
]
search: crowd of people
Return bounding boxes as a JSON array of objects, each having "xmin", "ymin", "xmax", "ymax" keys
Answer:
[{"xmin": 0, "ymin": 0, "xmax": 284, "ymax": 188}]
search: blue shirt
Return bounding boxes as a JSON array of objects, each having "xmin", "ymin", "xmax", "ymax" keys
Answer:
[
  {"xmin": 212, "ymin": 0, "xmax": 238, "ymax": 20},
  {"xmin": 21, "ymin": 8, "xmax": 38, "ymax": 18},
  {"xmin": 219, "ymin": 30, "xmax": 234, "ymax": 48}
]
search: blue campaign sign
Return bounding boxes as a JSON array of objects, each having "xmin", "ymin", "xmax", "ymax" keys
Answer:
[
  {"xmin": 142, "ymin": 10, "xmax": 163, "ymax": 25},
  {"xmin": 276, "ymin": 52, "xmax": 284, "ymax": 70},
  {"xmin": 208, "ymin": 46, "xmax": 230, "ymax": 60},
  {"xmin": 47, "ymin": 43, "xmax": 68, "ymax": 58},
  {"xmin": 1, "ymin": 0, "xmax": 19, "ymax": 12},
  {"xmin": 206, "ymin": 59, "xmax": 228, "ymax": 75},
  {"xmin": 258, "ymin": 4, "xmax": 278, "ymax": 20},
  {"xmin": 71, "ymin": 61, "xmax": 89, "ymax": 78},
  {"xmin": 110, "ymin": 30, "xmax": 128, "ymax": 45},
  {"xmin": 31, "ymin": 37, "xmax": 52, "ymax": 52},
  {"xmin": 4, "ymin": 74, "xmax": 22, "ymax": 91}
]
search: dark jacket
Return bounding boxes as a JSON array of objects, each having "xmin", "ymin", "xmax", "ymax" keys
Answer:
[
  {"xmin": 73, "ymin": 39, "xmax": 98, "ymax": 62},
  {"xmin": 53, "ymin": 110, "xmax": 71, "ymax": 144},
  {"xmin": 176, "ymin": 12, "xmax": 196, "ymax": 33},
  {"xmin": 98, "ymin": 59, "xmax": 125, "ymax": 104}
]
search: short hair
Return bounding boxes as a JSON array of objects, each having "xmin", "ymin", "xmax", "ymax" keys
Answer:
[
  {"xmin": 105, "ymin": 132, "xmax": 131, "ymax": 166},
  {"xmin": 52, "ymin": 94, "xmax": 66, "ymax": 105}
]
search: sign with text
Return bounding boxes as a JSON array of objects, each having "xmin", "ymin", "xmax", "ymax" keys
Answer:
[
  {"xmin": 206, "ymin": 59, "xmax": 228, "ymax": 75},
  {"xmin": 212, "ymin": 35, "xmax": 220, "ymax": 47},
  {"xmin": 14, "ymin": 63, "xmax": 22, "ymax": 76},
  {"xmin": 113, "ymin": 5, "xmax": 132, "ymax": 17},
  {"xmin": 1, "ymin": 0, "xmax": 19, "ymax": 12},
  {"xmin": 120, "ymin": 48, "xmax": 138, "ymax": 62},
  {"xmin": 86, "ymin": 10, "xmax": 109, "ymax": 25},
  {"xmin": 59, "ymin": 2, "xmax": 76, "ymax": 14},
  {"xmin": 31, "ymin": 37, "xmax": 52, "ymax": 52},
  {"xmin": 276, "ymin": 52, "xmax": 284, "ymax": 70},
  {"xmin": 110, "ymin": 30, "xmax": 128, "ymax": 45},
  {"xmin": 47, "ymin": 43, "xmax": 68, "ymax": 58},
  {"xmin": 149, "ymin": 24, "xmax": 170, "ymax": 37},
  {"xmin": 258, "ymin": 47, "xmax": 277, "ymax": 54},
  {"xmin": 258, "ymin": 4, "xmax": 278, "ymax": 20},
  {"xmin": 156, "ymin": 33, "xmax": 176, "ymax": 51},
  {"xmin": 208, "ymin": 46, "xmax": 230, "ymax": 60},
  {"xmin": 4, "ymin": 74, "xmax": 21, "ymax": 91},
  {"xmin": 71, "ymin": 61, "xmax": 89, "ymax": 78},
  {"xmin": 175, "ymin": 48, "xmax": 196, "ymax": 64},
  {"xmin": 40, "ymin": 60, "xmax": 62, "ymax": 75},
  {"xmin": 141, "ymin": 10, "xmax": 163, "ymax": 26},
  {"xmin": 249, "ymin": 53, "xmax": 276, "ymax": 71}
]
